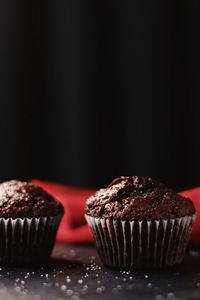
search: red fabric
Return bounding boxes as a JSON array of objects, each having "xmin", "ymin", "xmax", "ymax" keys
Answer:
[
  {"xmin": 31, "ymin": 179, "xmax": 94, "ymax": 243},
  {"xmin": 179, "ymin": 188, "xmax": 200, "ymax": 249},
  {"xmin": 31, "ymin": 180, "xmax": 200, "ymax": 247}
]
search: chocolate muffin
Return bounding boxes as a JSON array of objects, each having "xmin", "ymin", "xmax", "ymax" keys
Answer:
[
  {"xmin": 0, "ymin": 180, "xmax": 64, "ymax": 266},
  {"xmin": 85, "ymin": 176, "xmax": 196, "ymax": 269}
]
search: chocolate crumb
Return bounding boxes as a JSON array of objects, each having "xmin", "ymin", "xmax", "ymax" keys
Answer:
[
  {"xmin": 0, "ymin": 180, "xmax": 63, "ymax": 218},
  {"xmin": 85, "ymin": 176, "xmax": 195, "ymax": 220}
]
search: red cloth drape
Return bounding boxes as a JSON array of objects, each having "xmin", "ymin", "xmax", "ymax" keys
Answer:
[
  {"xmin": 31, "ymin": 180, "xmax": 200, "ymax": 248},
  {"xmin": 179, "ymin": 188, "xmax": 200, "ymax": 249}
]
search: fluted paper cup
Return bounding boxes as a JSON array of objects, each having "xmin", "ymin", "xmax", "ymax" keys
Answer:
[
  {"xmin": 85, "ymin": 213, "xmax": 196, "ymax": 269},
  {"xmin": 0, "ymin": 213, "xmax": 63, "ymax": 266}
]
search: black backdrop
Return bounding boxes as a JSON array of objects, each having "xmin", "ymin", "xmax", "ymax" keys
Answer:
[{"xmin": 0, "ymin": 0, "xmax": 200, "ymax": 190}]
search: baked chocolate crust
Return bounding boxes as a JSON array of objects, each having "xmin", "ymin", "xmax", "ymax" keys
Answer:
[
  {"xmin": 85, "ymin": 176, "xmax": 195, "ymax": 220},
  {"xmin": 0, "ymin": 180, "xmax": 64, "ymax": 218}
]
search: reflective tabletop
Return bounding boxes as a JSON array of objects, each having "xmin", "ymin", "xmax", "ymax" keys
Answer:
[{"xmin": 0, "ymin": 243, "xmax": 200, "ymax": 300}]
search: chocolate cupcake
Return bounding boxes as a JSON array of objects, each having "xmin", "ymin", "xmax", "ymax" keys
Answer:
[
  {"xmin": 85, "ymin": 176, "xmax": 196, "ymax": 269},
  {"xmin": 0, "ymin": 180, "xmax": 64, "ymax": 266}
]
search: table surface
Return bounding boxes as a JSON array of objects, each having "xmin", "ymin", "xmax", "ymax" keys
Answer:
[{"xmin": 0, "ymin": 243, "xmax": 200, "ymax": 300}]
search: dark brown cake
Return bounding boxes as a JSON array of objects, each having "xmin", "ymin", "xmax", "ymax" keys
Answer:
[
  {"xmin": 85, "ymin": 176, "xmax": 195, "ymax": 220},
  {"xmin": 85, "ymin": 176, "xmax": 196, "ymax": 269},
  {"xmin": 0, "ymin": 180, "xmax": 63, "ymax": 218},
  {"xmin": 0, "ymin": 180, "xmax": 64, "ymax": 266}
]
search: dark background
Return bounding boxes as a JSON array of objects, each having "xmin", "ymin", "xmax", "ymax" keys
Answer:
[{"xmin": 0, "ymin": 0, "xmax": 200, "ymax": 190}]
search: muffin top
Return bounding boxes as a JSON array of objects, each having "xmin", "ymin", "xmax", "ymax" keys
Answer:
[
  {"xmin": 0, "ymin": 180, "xmax": 64, "ymax": 218},
  {"xmin": 85, "ymin": 176, "xmax": 195, "ymax": 220}
]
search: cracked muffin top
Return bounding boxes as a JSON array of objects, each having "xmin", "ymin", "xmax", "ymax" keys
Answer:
[
  {"xmin": 85, "ymin": 176, "xmax": 195, "ymax": 220},
  {"xmin": 0, "ymin": 180, "xmax": 64, "ymax": 218}
]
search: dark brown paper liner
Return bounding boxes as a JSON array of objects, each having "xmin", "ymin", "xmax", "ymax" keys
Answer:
[
  {"xmin": 85, "ymin": 214, "xmax": 196, "ymax": 269},
  {"xmin": 0, "ymin": 213, "xmax": 63, "ymax": 266}
]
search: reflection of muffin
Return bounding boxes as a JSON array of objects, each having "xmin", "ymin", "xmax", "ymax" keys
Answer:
[
  {"xmin": 0, "ymin": 180, "xmax": 64, "ymax": 266},
  {"xmin": 85, "ymin": 176, "xmax": 196, "ymax": 269}
]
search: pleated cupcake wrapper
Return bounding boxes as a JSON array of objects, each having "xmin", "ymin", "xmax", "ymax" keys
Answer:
[
  {"xmin": 0, "ymin": 213, "xmax": 63, "ymax": 266},
  {"xmin": 85, "ymin": 214, "xmax": 197, "ymax": 269}
]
